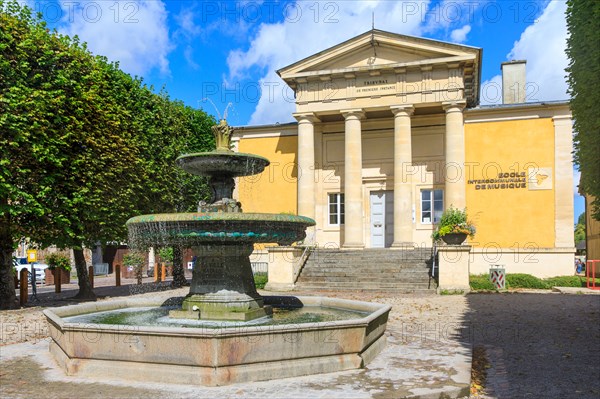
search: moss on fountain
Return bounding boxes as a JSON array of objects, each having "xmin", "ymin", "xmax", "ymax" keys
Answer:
[{"xmin": 126, "ymin": 212, "xmax": 315, "ymax": 247}]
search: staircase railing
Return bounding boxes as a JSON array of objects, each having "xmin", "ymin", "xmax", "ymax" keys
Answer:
[
  {"xmin": 431, "ymin": 243, "xmax": 438, "ymax": 278},
  {"xmin": 293, "ymin": 245, "xmax": 315, "ymax": 284}
]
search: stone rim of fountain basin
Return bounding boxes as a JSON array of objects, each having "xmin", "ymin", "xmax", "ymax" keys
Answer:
[{"xmin": 43, "ymin": 296, "xmax": 391, "ymax": 386}]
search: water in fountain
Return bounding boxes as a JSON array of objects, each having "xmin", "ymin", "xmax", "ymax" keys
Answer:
[{"xmin": 127, "ymin": 119, "xmax": 315, "ymax": 321}]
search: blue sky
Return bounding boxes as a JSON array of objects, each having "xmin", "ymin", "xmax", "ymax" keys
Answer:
[{"xmin": 30, "ymin": 0, "xmax": 583, "ymax": 223}]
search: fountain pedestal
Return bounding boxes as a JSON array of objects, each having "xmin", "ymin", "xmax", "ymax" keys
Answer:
[{"xmin": 169, "ymin": 244, "xmax": 272, "ymax": 321}]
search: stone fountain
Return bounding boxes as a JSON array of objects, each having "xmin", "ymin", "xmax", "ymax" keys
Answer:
[
  {"xmin": 43, "ymin": 119, "xmax": 391, "ymax": 386},
  {"xmin": 127, "ymin": 119, "xmax": 314, "ymax": 321}
]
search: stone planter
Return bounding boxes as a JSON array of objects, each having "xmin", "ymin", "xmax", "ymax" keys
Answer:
[
  {"xmin": 441, "ymin": 233, "xmax": 467, "ymax": 245},
  {"xmin": 45, "ymin": 268, "xmax": 71, "ymax": 285},
  {"xmin": 122, "ymin": 265, "xmax": 138, "ymax": 279}
]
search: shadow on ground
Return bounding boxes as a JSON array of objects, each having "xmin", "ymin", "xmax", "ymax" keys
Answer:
[{"xmin": 463, "ymin": 293, "xmax": 600, "ymax": 399}]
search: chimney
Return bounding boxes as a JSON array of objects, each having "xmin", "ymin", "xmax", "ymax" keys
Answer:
[{"xmin": 501, "ymin": 60, "xmax": 526, "ymax": 104}]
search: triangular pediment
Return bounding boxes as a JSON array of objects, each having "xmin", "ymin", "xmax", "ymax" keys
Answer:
[
  {"xmin": 310, "ymin": 43, "xmax": 451, "ymax": 71},
  {"xmin": 278, "ymin": 29, "xmax": 480, "ymax": 78},
  {"xmin": 277, "ymin": 29, "xmax": 482, "ymax": 107}
]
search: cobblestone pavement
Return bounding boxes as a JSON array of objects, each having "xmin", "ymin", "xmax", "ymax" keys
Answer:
[{"xmin": 466, "ymin": 293, "xmax": 600, "ymax": 399}]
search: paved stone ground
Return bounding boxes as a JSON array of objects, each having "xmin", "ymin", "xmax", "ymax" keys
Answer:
[
  {"xmin": 1, "ymin": 285, "xmax": 471, "ymax": 399},
  {"xmin": 465, "ymin": 293, "xmax": 600, "ymax": 399},
  {"xmin": 1, "ymin": 283, "xmax": 599, "ymax": 398}
]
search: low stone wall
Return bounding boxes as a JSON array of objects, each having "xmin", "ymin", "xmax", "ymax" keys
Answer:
[
  {"xmin": 264, "ymin": 246, "xmax": 304, "ymax": 291},
  {"xmin": 469, "ymin": 247, "xmax": 576, "ymax": 277}
]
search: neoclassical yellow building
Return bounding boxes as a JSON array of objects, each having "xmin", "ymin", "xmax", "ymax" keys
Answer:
[{"xmin": 234, "ymin": 30, "xmax": 574, "ymax": 277}]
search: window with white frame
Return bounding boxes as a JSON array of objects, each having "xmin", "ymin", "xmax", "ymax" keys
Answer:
[
  {"xmin": 328, "ymin": 193, "xmax": 345, "ymax": 225},
  {"xmin": 421, "ymin": 189, "xmax": 443, "ymax": 224}
]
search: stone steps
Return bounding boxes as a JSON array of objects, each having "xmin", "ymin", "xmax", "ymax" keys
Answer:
[
  {"xmin": 295, "ymin": 248, "xmax": 437, "ymax": 293},
  {"xmin": 296, "ymin": 283, "xmax": 436, "ymax": 293}
]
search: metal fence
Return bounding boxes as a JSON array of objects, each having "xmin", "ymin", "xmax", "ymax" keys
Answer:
[
  {"xmin": 93, "ymin": 263, "xmax": 109, "ymax": 276},
  {"xmin": 251, "ymin": 262, "xmax": 268, "ymax": 275}
]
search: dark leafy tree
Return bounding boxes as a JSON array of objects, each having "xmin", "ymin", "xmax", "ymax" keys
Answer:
[
  {"xmin": 0, "ymin": 1, "xmax": 214, "ymax": 307},
  {"xmin": 566, "ymin": 0, "xmax": 600, "ymax": 220}
]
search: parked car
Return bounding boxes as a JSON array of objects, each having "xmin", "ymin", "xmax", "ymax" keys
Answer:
[{"xmin": 13, "ymin": 258, "xmax": 47, "ymax": 285}]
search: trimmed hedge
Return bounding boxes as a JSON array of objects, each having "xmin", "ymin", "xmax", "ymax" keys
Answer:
[
  {"xmin": 254, "ymin": 274, "xmax": 268, "ymax": 289},
  {"xmin": 470, "ymin": 274, "xmax": 594, "ymax": 290},
  {"xmin": 505, "ymin": 273, "xmax": 547, "ymax": 289},
  {"xmin": 469, "ymin": 274, "xmax": 496, "ymax": 290}
]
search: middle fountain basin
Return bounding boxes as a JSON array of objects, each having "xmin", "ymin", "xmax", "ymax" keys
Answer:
[{"xmin": 44, "ymin": 295, "xmax": 391, "ymax": 386}]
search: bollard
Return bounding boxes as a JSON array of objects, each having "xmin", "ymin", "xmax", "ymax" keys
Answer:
[
  {"xmin": 55, "ymin": 269, "xmax": 62, "ymax": 293},
  {"xmin": 115, "ymin": 264, "xmax": 121, "ymax": 287},
  {"xmin": 154, "ymin": 262, "xmax": 159, "ymax": 283},
  {"xmin": 161, "ymin": 263, "xmax": 167, "ymax": 282},
  {"xmin": 19, "ymin": 269, "xmax": 28, "ymax": 306},
  {"xmin": 88, "ymin": 265, "xmax": 94, "ymax": 288},
  {"xmin": 14, "ymin": 274, "xmax": 19, "ymax": 289}
]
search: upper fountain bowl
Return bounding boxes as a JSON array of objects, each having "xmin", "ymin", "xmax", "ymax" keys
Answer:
[
  {"xmin": 126, "ymin": 212, "xmax": 316, "ymax": 248},
  {"xmin": 176, "ymin": 152, "xmax": 270, "ymax": 177}
]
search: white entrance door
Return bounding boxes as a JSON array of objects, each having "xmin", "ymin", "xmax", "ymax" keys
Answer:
[{"xmin": 370, "ymin": 191, "xmax": 394, "ymax": 248}]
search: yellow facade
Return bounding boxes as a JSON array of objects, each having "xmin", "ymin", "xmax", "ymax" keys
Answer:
[
  {"xmin": 237, "ymin": 135, "xmax": 298, "ymax": 215},
  {"xmin": 235, "ymin": 30, "xmax": 575, "ymax": 277},
  {"xmin": 465, "ymin": 118, "xmax": 556, "ymax": 248}
]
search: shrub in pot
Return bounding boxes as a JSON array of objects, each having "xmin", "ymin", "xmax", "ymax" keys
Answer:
[
  {"xmin": 123, "ymin": 252, "xmax": 145, "ymax": 285},
  {"xmin": 45, "ymin": 253, "xmax": 71, "ymax": 285},
  {"xmin": 432, "ymin": 207, "xmax": 476, "ymax": 245}
]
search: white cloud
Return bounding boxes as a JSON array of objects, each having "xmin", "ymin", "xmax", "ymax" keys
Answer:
[
  {"xmin": 507, "ymin": 1, "xmax": 569, "ymax": 102},
  {"xmin": 226, "ymin": 1, "xmax": 431, "ymax": 125},
  {"xmin": 58, "ymin": 1, "xmax": 171, "ymax": 76},
  {"xmin": 175, "ymin": 7, "xmax": 202, "ymax": 39},
  {"xmin": 450, "ymin": 25, "xmax": 471, "ymax": 43},
  {"xmin": 184, "ymin": 45, "xmax": 199, "ymax": 70},
  {"xmin": 480, "ymin": 1, "xmax": 569, "ymax": 105},
  {"xmin": 574, "ymin": 168, "xmax": 581, "ymax": 196},
  {"xmin": 480, "ymin": 74, "xmax": 503, "ymax": 105}
]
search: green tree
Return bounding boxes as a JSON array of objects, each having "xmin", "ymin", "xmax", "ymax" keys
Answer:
[
  {"xmin": 566, "ymin": 0, "xmax": 600, "ymax": 220},
  {"xmin": 574, "ymin": 212, "xmax": 586, "ymax": 244},
  {"xmin": 578, "ymin": 211, "xmax": 585, "ymax": 227},
  {"xmin": 0, "ymin": 1, "xmax": 214, "ymax": 307}
]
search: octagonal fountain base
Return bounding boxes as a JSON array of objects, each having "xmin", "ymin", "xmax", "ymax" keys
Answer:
[{"xmin": 43, "ymin": 296, "xmax": 390, "ymax": 386}]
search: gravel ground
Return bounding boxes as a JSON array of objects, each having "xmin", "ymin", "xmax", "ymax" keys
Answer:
[{"xmin": 1, "ymin": 286, "xmax": 599, "ymax": 398}]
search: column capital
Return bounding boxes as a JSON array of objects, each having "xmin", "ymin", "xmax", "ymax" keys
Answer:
[
  {"xmin": 552, "ymin": 114, "xmax": 573, "ymax": 126},
  {"xmin": 341, "ymin": 108, "xmax": 365, "ymax": 120},
  {"xmin": 390, "ymin": 105, "xmax": 415, "ymax": 117},
  {"xmin": 442, "ymin": 100, "xmax": 466, "ymax": 112},
  {"xmin": 293, "ymin": 112, "xmax": 320, "ymax": 123}
]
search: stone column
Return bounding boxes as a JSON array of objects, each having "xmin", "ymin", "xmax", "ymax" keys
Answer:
[
  {"xmin": 391, "ymin": 105, "xmax": 415, "ymax": 247},
  {"xmin": 342, "ymin": 109, "xmax": 365, "ymax": 248},
  {"xmin": 293, "ymin": 113, "xmax": 319, "ymax": 243},
  {"xmin": 553, "ymin": 115, "xmax": 574, "ymax": 248},
  {"xmin": 442, "ymin": 101, "xmax": 467, "ymax": 210}
]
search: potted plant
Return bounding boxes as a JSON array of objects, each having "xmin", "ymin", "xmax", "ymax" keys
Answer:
[
  {"xmin": 156, "ymin": 247, "xmax": 174, "ymax": 277},
  {"xmin": 123, "ymin": 252, "xmax": 145, "ymax": 284},
  {"xmin": 45, "ymin": 253, "xmax": 72, "ymax": 285},
  {"xmin": 432, "ymin": 207, "xmax": 476, "ymax": 245}
]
